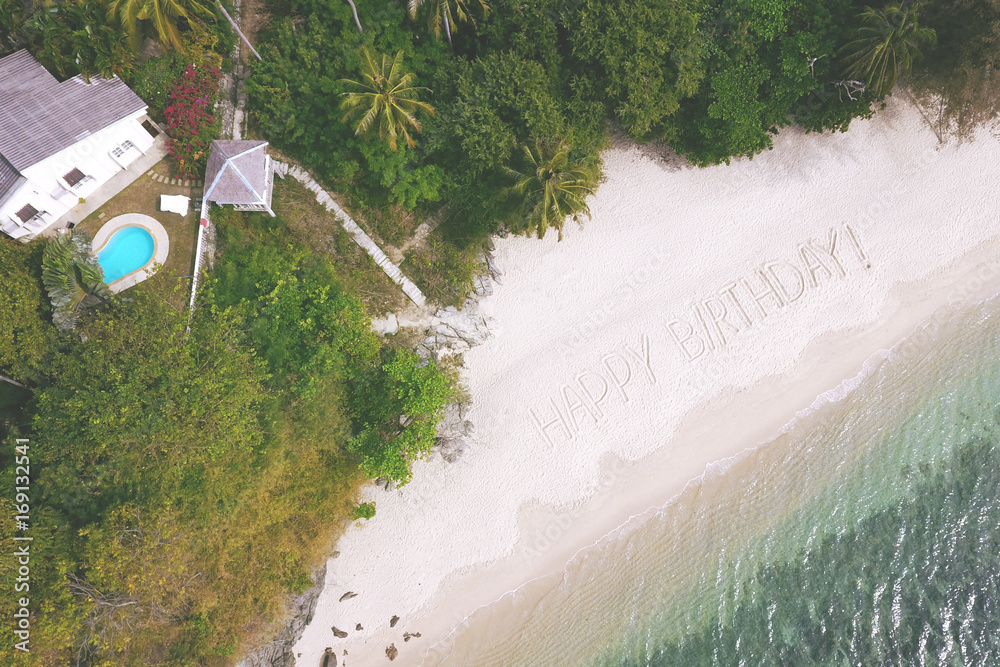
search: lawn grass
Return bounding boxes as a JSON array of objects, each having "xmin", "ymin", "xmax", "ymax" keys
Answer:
[
  {"xmin": 350, "ymin": 198, "xmax": 421, "ymax": 249},
  {"xmin": 72, "ymin": 161, "xmax": 416, "ymax": 316},
  {"xmin": 269, "ymin": 177, "xmax": 408, "ymax": 317},
  {"xmin": 77, "ymin": 160, "xmax": 201, "ymax": 281}
]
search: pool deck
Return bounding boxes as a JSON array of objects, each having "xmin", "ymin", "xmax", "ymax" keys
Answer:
[{"xmin": 92, "ymin": 214, "xmax": 170, "ymax": 293}]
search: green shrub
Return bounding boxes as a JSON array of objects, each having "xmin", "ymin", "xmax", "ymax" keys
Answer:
[
  {"xmin": 125, "ymin": 54, "xmax": 189, "ymax": 120},
  {"xmin": 351, "ymin": 502, "xmax": 377, "ymax": 520}
]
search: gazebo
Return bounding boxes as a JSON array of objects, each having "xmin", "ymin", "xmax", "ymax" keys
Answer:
[{"xmin": 202, "ymin": 140, "xmax": 275, "ymax": 216}]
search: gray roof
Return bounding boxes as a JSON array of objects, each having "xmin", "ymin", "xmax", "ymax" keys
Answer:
[
  {"xmin": 203, "ymin": 140, "xmax": 271, "ymax": 205},
  {"xmin": 0, "ymin": 50, "xmax": 147, "ymax": 171},
  {"xmin": 0, "ymin": 153, "xmax": 24, "ymax": 209}
]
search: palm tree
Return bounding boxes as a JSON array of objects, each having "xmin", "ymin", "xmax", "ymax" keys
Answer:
[
  {"xmin": 408, "ymin": 0, "xmax": 489, "ymax": 46},
  {"xmin": 839, "ymin": 2, "xmax": 937, "ymax": 97},
  {"xmin": 42, "ymin": 232, "xmax": 112, "ymax": 331},
  {"xmin": 106, "ymin": 0, "xmax": 214, "ymax": 52},
  {"xmin": 502, "ymin": 140, "xmax": 601, "ymax": 241},
  {"xmin": 339, "ymin": 48, "xmax": 435, "ymax": 152}
]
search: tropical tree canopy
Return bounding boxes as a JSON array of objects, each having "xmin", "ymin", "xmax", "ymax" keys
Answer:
[
  {"xmin": 25, "ymin": 0, "xmax": 136, "ymax": 80},
  {"xmin": 0, "ymin": 0, "xmax": 21, "ymax": 54},
  {"xmin": 339, "ymin": 48, "xmax": 435, "ymax": 152},
  {"xmin": 105, "ymin": 0, "xmax": 215, "ymax": 52},
  {"xmin": 840, "ymin": 2, "xmax": 937, "ymax": 97},
  {"xmin": 502, "ymin": 139, "xmax": 602, "ymax": 241},
  {"xmin": 0, "ymin": 240, "xmax": 52, "ymax": 382},
  {"xmin": 408, "ymin": 0, "xmax": 489, "ymax": 44},
  {"xmin": 347, "ymin": 349, "xmax": 452, "ymax": 485},
  {"xmin": 41, "ymin": 231, "xmax": 112, "ymax": 330},
  {"xmin": 911, "ymin": 0, "xmax": 1000, "ymax": 143}
]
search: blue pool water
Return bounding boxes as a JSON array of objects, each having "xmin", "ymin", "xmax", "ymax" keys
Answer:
[{"xmin": 96, "ymin": 226, "xmax": 155, "ymax": 283}]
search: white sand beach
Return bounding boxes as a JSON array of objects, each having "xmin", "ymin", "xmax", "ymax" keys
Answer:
[{"xmin": 292, "ymin": 96, "xmax": 1000, "ymax": 666}]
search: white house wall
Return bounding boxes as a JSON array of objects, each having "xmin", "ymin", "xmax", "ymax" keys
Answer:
[{"xmin": 0, "ymin": 110, "xmax": 153, "ymax": 236}]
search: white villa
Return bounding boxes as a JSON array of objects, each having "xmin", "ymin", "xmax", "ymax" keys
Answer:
[{"xmin": 0, "ymin": 50, "xmax": 160, "ymax": 241}]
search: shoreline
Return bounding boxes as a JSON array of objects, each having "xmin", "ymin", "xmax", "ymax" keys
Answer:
[
  {"xmin": 292, "ymin": 96, "xmax": 1000, "ymax": 666},
  {"xmin": 429, "ymin": 242, "xmax": 1000, "ymax": 665}
]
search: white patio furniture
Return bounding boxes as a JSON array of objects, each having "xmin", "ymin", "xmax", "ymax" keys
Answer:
[{"xmin": 159, "ymin": 194, "xmax": 190, "ymax": 216}]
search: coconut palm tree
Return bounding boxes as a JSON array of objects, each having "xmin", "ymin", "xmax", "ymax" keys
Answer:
[
  {"xmin": 42, "ymin": 232, "xmax": 112, "ymax": 331},
  {"xmin": 840, "ymin": 2, "xmax": 937, "ymax": 97},
  {"xmin": 502, "ymin": 140, "xmax": 601, "ymax": 241},
  {"xmin": 106, "ymin": 0, "xmax": 214, "ymax": 52},
  {"xmin": 339, "ymin": 48, "xmax": 435, "ymax": 152},
  {"xmin": 408, "ymin": 0, "xmax": 489, "ymax": 46}
]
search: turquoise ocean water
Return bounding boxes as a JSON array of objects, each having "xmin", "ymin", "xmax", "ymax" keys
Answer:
[{"xmin": 445, "ymin": 294, "xmax": 1000, "ymax": 665}]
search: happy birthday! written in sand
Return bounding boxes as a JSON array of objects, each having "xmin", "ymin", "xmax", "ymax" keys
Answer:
[
  {"xmin": 668, "ymin": 224, "xmax": 870, "ymax": 361},
  {"xmin": 528, "ymin": 224, "xmax": 871, "ymax": 448}
]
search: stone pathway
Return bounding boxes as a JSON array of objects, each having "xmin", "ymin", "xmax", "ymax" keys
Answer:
[
  {"xmin": 278, "ymin": 162, "xmax": 427, "ymax": 308},
  {"xmin": 147, "ymin": 168, "xmax": 203, "ymax": 189}
]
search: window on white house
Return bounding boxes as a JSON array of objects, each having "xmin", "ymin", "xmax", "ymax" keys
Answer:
[
  {"xmin": 14, "ymin": 204, "xmax": 38, "ymax": 223},
  {"xmin": 64, "ymin": 168, "xmax": 88, "ymax": 188},
  {"xmin": 110, "ymin": 140, "xmax": 140, "ymax": 167},
  {"xmin": 111, "ymin": 140, "xmax": 137, "ymax": 159},
  {"xmin": 10, "ymin": 203, "xmax": 45, "ymax": 228}
]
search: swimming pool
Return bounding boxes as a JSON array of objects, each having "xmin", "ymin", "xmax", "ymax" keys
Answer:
[{"xmin": 96, "ymin": 225, "xmax": 156, "ymax": 283}]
